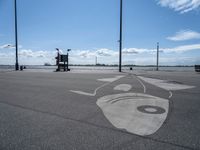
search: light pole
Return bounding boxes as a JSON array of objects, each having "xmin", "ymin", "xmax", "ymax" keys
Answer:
[
  {"xmin": 95, "ymin": 56, "xmax": 97, "ymax": 65},
  {"xmin": 156, "ymin": 42, "xmax": 159, "ymax": 71},
  {"xmin": 14, "ymin": 0, "xmax": 19, "ymax": 70},
  {"xmin": 67, "ymin": 49, "xmax": 71, "ymax": 71},
  {"xmin": 55, "ymin": 48, "xmax": 60, "ymax": 71},
  {"xmin": 119, "ymin": 0, "xmax": 123, "ymax": 72}
]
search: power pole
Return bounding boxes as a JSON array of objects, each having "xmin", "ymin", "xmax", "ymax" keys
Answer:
[
  {"xmin": 119, "ymin": 0, "xmax": 123, "ymax": 72},
  {"xmin": 95, "ymin": 56, "xmax": 97, "ymax": 65},
  {"xmin": 156, "ymin": 42, "xmax": 159, "ymax": 71},
  {"xmin": 14, "ymin": 0, "xmax": 19, "ymax": 70}
]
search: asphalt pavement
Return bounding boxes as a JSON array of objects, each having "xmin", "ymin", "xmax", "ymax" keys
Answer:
[{"xmin": 0, "ymin": 70, "xmax": 200, "ymax": 150}]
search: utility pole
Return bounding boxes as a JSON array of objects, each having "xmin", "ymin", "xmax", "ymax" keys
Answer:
[
  {"xmin": 119, "ymin": 0, "xmax": 123, "ymax": 72},
  {"xmin": 156, "ymin": 42, "xmax": 159, "ymax": 71},
  {"xmin": 67, "ymin": 49, "xmax": 71, "ymax": 71},
  {"xmin": 14, "ymin": 0, "xmax": 19, "ymax": 70},
  {"xmin": 95, "ymin": 56, "xmax": 97, "ymax": 65}
]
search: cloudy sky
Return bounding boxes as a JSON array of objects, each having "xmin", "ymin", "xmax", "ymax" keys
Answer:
[{"xmin": 0, "ymin": 0, "xmax": 200, "ymax": 65}]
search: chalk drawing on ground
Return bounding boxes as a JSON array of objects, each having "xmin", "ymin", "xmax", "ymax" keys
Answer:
[
  {"xmin": 97, "ymin": 93, "xmax": 169, "ymax": 136},
  {"xmin": 70, "ymin": 75, "xmax": 170, "ymax": 136}
]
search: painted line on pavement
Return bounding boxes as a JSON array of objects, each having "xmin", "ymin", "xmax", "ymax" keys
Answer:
[
  {"xmin": 136, "ymin": 77, "xmax": 146, "ymax": 93},
  {"xmin": 169, "ymin": 91, "xmax": 173, "ymax": 99},
  {"xmin": 137, "ymin": 76, "xmax": 195, "ymax": 91},
  {"xmin": 70, "ymin": 75, "xmax": 125, "ymax": 96},
  {"xmin": 97, "ymin": 75, "xmax": 124, "ymax": 82},
  {"xmin": 137, "ymin": 76, "xmax": 196, "ymax": 99}
]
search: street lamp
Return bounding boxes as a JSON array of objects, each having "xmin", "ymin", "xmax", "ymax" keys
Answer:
[
  {"xmin": 67, "ymin": 49, "xmax": 71, "ymax": 53},
  {"xmin": 14, "ymin": 0, "xmax": 19, "ymax": 70},
  {"xmin": 119, "ymin": 0, "xmax": 123, "ymax": 72},
  {"xmin": 67, "ymin": 49, "xmax": 71, "ymax": 71},
  {"xmin": 156, "ymin": 42, "xmax": 159, "ymax": 71}
]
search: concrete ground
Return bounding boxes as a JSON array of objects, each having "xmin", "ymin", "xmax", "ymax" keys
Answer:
[{"xmin": 0, "ymin": 70, "xmax": 200, "ymax": 150}]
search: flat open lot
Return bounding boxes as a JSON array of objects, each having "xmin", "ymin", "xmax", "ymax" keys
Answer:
[{"xmin": 0, "ymin": 70, "xmax": 200, "ymax": 150}]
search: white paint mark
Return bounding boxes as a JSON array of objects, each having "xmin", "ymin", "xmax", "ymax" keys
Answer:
[
  {"xmin": 136, "ymin": 77, "xmax": 146, "ymax": 93},
  {"xmin": 138, "ymin": 76, "xmax": 195, "ymax": 91},
  {"xmin": 97, "ymin": 75, "xmax": 124, "ymax": 82},
  {"xmin": 145, "ymin": 107, "xmax": 157, "ymax": 113},
  {"xmin": 70, "ymin": 75, "xmax": 125, "ymax": 96},
  {"xmin": 93, "ymin": 82, "xmax": 110, "ymax": 95},
  {"xmin": 70, "ymin": 90, "xmax": 95, "ymax": 96},
  {"xmin": 97, "ymin": 93, "xmax": 169, "ymax": 136},
  {"xmin": 114, "ymin": 84, "xmax": 132, "ymax": 92},
  {"xmin": 70, "ymin": 82, "xmax": 109, "ymax": 97},
  {"xmin": 169, "ymin": 91, "xmax": 173, "ymax": 99}
]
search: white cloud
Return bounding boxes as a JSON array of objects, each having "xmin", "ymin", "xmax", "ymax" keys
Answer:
[
  {"xmin": 122, "ymin": 48, "xmax": 139, "ymax": 54},
  {"xmin": 76, "ymin": 50, "xmax": 96, "ymax": 58},
  {"xmin": 167, "ymin": 30, "xmax": 200, "ymax": 41},
  {"xmin": 96, "ymin": 49, "xmax": 115, "ymax": 56},
  {"xmin": 19, "ymin": 49, "xmax": 50, "ymax": 58},
  {"xmin": 0, "ymin": 44, "xmax": 15, "ymax": 49},
  {"xmin": 157, "ymin": 0, "xmax": 200, "ymax": 13},
  {"xmin": 161, "ymin": 44, "xmax": 200, "ymax": 52},
  {"xmin": 0, "ymin": 44, "xmax": 200, "ymax": 65},
  {"xmin": 122, "ymin": 48, "xmax": 157, "ymax": 54},
  {"xmin": 0, "ymin": 44, "xmax": 22, "ymax": 49},
  {"xmin": 74, "ymin": 49, "xmax": 118, "ymax": 58},
  {"xmin": 75, "ymin": 48, "xmax": 155, "ymax": 59}
]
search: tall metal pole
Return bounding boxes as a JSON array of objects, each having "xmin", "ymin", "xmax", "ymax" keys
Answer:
[
  {"xmin": 119, "ymin": 0, "xmax": 123, "ymax": 72},
  {"xmin": 156, "ymin": 42, "xmax": 159, "ymax": 71},
  {"xmin": 67, "ymin": 49, "xmax": 71, "ymax": 71},
  {"xmin": 14, "ymin": 0, "xmax": 19, "ymax": 70},
  {"xmin": 95, "ymin": 56, "xmax": 97, "ymax": 65}
]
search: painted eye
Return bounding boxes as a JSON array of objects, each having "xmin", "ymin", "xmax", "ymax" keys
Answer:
[
  {"xmin": 113, "ymin": 84, "xmax": 132, "ymax": 91},
  {"xmin": 137, "ymin": 105, "xmax": 166, "ymax": 114},
  {"xmin": 97, "ymin": 93, "xmax": 169, "ymax": 136}
]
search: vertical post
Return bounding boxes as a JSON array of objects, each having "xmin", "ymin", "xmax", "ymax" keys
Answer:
[
  {"xmin": 156, "ymin": 42, "xmax": 159, "ymax": 71},
  {"xmin": 64, "ymin": 61, "xmax": 66, "ymax": 71},
  {"xmin": 67, "ymin": 49, "xmax": 71, "ymax": 71},
  {"xmin": 14, "ymin": 0, "xmax": 19, "ymax": 70},
  {"xmin": 119, "ymin": 0, "xmax": 123, "ymax": 72},
  {"xmin": 66, "ymin": 54, "xmax": 68, "ymax": 71},
  {"xmin": 56, "ymin": 48, "xmax": 60, "ymax": 71},
  {"xmin": 95, "ymin": 56, "xmax": 97, "ymax": 65}
]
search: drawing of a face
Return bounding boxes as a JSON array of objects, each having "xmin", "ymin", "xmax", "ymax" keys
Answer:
[
  {"xmin": 97, "ymin": 93, "xmax": 169, "ymax": 136},
  {"xmin": 70, "ymin": 75, "xmax": 195, "ymax": 136}
]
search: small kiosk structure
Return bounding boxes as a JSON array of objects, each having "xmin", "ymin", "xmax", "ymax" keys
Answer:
[{"xmin": 55, "ymin": 48, "xmax": 70, "ymax": 72}]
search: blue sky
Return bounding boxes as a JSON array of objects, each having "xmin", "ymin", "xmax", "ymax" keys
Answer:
[{"xmin": 0, "ymin": 0, "xmax": 200, "ymax": 65}]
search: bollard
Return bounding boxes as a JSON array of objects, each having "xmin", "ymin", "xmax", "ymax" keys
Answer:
[{"xmin": 20, "ymin": 66, "xmax": 23, "ymax": 71}]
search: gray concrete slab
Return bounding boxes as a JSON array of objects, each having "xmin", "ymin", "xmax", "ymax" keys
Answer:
[{"xmin": 0, "ymin": 71, "xmax": 199, "ymax": 150}]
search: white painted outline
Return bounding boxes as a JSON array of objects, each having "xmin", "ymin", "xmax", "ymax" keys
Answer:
[
  {"xmin": 169, "ymin": 91, "xmax": 173, "ymax": 99},
  {"xmin": 70, "ymin": 82, "xmax": 110, "ymax": 96},
  {"xmin": 137, "ymin": 76, "xmax": 195, "ymax": 91},
  {"xmin": 136, "ymin": 77, "xmax": 146, "ymax": 93},
  {"xmin": 97, "ymin": 75, "xmax": 124, "ymax": 82},
  {"xmin": 138, "ymin": 75, "xmax": 173, "ymax": 98},
  {"xmin": 137, "ymin": 76, "xmax": 196, "ymax": 99},
  {"xmin": 138, "ymin": 76, "xmax": 173, "ymax": 99},
  {"xmin": 70, "ymin": 75, "xmax": 126, "ymax": 96},
  {"xmin": 113, "ymin": 84, "xmax": 132, "ymax": 92}
]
